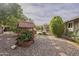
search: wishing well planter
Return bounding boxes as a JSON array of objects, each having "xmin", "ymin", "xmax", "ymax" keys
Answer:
[
  {"xmin": 16, "ymin": 21, "xmax": 36, "ymax": 47},
  {"xmin": 16, "ymin": 40, "xmax": 34, "ymax": 47}
]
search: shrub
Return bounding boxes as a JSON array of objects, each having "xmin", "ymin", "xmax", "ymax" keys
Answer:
[
  {"xmin": 12, "ymin": 28, "xmax": 21, "ymax": 33},
  {"xmin": 42, "ymin": 32, "xmax": 46, "ymax": 35},
  {"xmin": 65, "ymin": 30, "xmax": 74, "ymax": 37},
  {"xmin": 4, "ymin": 26, "xmax": 13, "ymax": 31},
  {"xmin": 38, "ymin": 33, "xmax": 42, "ymax": 35},
  {"xmin": 38, "ymin": 31, "xmax": 46, "ymax": 35},
  {"xmin": 49, "ymin": 16, "xmax": 64, "ymax": 37},
  {"xmin": 16, "ymin": 30, "xmax": 33, "ymax": 41},
  {"xmin": 68, "ymin": 31, "xmax": 74, "ymax": 37}
]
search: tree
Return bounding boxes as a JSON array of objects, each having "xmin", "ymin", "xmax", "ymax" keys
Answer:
[
  {"xmin": 36, "ymin": 25, "xmax": 43, "ymax": 31},
  {"xmin": 36, "ymin": 26, "xmax": 40, "ymax": 30},
  {"xmin": 0, "ymin": 3, "xmax": 25, "ymax": 30},
  {"xmin": 49, "ymin": 16, "xmax": 64, "ymax": 37}
]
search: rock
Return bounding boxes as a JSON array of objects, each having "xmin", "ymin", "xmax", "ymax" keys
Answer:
[
  {"xmin": 11, "ymin": 45, "xmax": 17, "ymax": 49},
  {"xmin": 0, "ymin": 39, "xmax": 1, "ymax": 40},
  {"xmin": 7, "ymin": 38, "xmax": 10, "ymax": 40}
]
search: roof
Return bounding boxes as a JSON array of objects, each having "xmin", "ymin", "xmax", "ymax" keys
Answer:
[
  {"xmin": 18, "ymin": 22, "xmax": 35, "ymax": 28},
  {"xmin": 65, "ymin": 16, "xmax": 79, "ymax": 23}
]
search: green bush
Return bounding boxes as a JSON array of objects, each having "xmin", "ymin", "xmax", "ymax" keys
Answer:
[
  {"xmin": 38, "ymin": 31, "xmax": 46, "ymax": 35},
  {"xmin": 42, "ymin": 32, "xmax": 46, "ymax": 35},
  {"xmin": 12, "ymin": 28, "xmax": 21, "ymax": 33},
  {"xmin": 68, "ymin": 31, "xmax": 74, "ymax": 37},
  {"xmin": 12, "ymin": 28, "xmax": 26, "ymax": 33},
  {"xmin": 4, "ymin": 27, "xmax": 13, "ymax": 31},
  {"xmin": 49, "ymin": 16, "xmax": 64, "ymax": 37},
  {"xmin": 64, "ymin": 29, "xmax": 74, "ymax": 37},
  {"xmin": 16, "ymin": 30, "xmax": 33, "ymax": 41}
]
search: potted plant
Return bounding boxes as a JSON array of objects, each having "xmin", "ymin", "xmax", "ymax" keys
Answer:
[{"xmin": 16, "ymin": 30, "xmax": 34, "ymax": 47}]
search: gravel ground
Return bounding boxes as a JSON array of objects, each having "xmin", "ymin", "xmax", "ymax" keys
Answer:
[{"xmin": 0, "ymin": 33, "xmax": 79, "ymax": 56}]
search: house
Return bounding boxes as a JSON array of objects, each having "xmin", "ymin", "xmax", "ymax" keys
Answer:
[
  {"xmin": 64, "ymin": 17, "xmax": 79, "ymax": 38},
  {"xmin": 64, "ymin": 17, "xmax": 79, "ymax": 32}
]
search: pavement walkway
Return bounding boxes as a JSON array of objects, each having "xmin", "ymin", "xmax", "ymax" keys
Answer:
[{"xmin": 0, "ymin": 33, "xmax": 79, "ymax": 56}]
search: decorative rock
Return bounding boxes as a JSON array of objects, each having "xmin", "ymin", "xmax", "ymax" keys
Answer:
[
  {"xmin": 11, "ymin": 45, "xmax": 17, "ymax": 49},
  {"xmin": 7, "ymin": 38, "xmax": 10, "ymax": 40},
  {"xmin": 0, "ymin": 39, "xmax": 1, "ymax": 40}
]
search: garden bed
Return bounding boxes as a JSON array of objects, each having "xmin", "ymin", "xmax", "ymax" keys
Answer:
[{"xmin": 62, "ymin": 35, "xmax": 79, "ymax": 45}]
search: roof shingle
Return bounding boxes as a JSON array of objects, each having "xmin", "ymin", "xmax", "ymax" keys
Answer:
[{"xmin": 18, "ymin": 22, "xmax": 35, "ymax": 28}]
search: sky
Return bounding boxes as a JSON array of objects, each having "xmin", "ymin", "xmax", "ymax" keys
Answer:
[{"xmin": 19, "ymin": 3, "xmax": 79, "ymax": 25}]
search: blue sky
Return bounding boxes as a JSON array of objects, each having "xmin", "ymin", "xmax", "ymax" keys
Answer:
[{"xmin": 20, "ymin": 3, "xmax": 79, "ymax": 25}]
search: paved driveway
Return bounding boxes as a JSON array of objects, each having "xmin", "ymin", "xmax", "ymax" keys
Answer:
[{"xmin": 0, "ymin": 33, "xmax": 79, "ymax": 56}]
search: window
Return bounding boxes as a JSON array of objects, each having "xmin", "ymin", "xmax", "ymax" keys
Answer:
[{"xmin": 68, "ymin": 23, "xmax": 72, "ymax": 28}]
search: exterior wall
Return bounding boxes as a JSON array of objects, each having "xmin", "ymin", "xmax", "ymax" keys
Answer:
[
  {"xmin": 65, "ymin": 18, "xmax": 79, "ymax": 32},
  {"xmin": 65, "ymin": 21, "xmax": 74, "ymax": 32},
  {"xmin": 64, "ymin": 22, "xmax": 67, "ymax": 33},
  {"xmin": 74, "ymin": 19, "xmax": 79, "ymax": 38},
  {"xmin": 74, "ymin": 19, "xmax": 79, "ymax": 31}
]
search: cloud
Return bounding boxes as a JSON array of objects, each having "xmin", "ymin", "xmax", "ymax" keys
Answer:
[{"xmin": 19, "ymin": 3, "xmax": 79, "ymax": 25}]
